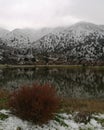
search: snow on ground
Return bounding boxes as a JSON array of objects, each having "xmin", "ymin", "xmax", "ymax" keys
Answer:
[{"xmin": 0, "ymin": 110, "xmax": 104, "ymax": 130}]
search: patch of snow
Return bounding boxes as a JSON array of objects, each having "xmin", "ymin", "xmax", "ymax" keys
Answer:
[
  {"xmin": 0, "ymin": 109, "xmax": 10, "ymax": 115},
  {"xmin": 0, "ymin": 110, "xmax": 104, "ymax": 130},
  {"xmin": 90, "ymin": 119, "xmax": 102, "ymax": 128}
]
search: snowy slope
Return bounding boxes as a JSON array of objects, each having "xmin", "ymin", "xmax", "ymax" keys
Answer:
[
  {"xmin": 0, "ymin": 22, "xmax": 104, "ymax": 65},
  {"xmin": 0, "ymin": 28, "xmax": 9, "ymax": 38},
  {"xmin": 32, "ymin": 22, "xmax": 104, "ymax": 65},
  {"xmin": 1, "ymin": 27, "xmax": 65, "ymax": 48}
]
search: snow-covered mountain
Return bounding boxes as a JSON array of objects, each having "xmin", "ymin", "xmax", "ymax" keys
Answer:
[
  {"xmin": 32, "ymin": 22, "xmax": 104, "ymax": 65},
  {"xmin": 0, "ymin": 28, "xmax": 9, "ymax": 38},
  {"xmin": 0, "ymin": 22, "xmax": 104, "ymax": 65},
  {"xmin": 1, "ymin": 27, "xmax": 65, "ymax": 48},
  {"xmin": 1, "ymin": 28, "xmax": 53, "ymax": 48}
]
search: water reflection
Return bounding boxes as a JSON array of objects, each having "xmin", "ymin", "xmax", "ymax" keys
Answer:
[{"xmin": 0, "ymin": 67, "xmax": 104, "ymax": 99}]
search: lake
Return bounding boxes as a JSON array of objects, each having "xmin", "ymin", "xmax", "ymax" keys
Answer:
[{"xmin": 0, "ymin": 67, "xmax": 104, "ymax": 99}]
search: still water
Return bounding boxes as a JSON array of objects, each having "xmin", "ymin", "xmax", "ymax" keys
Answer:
[{"xmin": 0, "ymin": 67, "xmax": 104, "ymax": 99}]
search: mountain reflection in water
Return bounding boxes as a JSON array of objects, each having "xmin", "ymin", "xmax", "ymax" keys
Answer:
[{"xmin": 0, "ymin": 67, "xmax": 104, "ymax": 99}]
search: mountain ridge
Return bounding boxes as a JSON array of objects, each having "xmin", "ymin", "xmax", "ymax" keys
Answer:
[{"xmin": 0, "ymin": 21, "xmax": 104, "ymax": 65}]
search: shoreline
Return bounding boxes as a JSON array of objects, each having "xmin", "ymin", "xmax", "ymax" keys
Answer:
[{"xmin": 0, "ymin": 64, "xmax": 104, "ymax": 70}]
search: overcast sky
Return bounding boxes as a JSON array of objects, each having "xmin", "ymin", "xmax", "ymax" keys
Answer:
[{"xmin": 0, "ymin": 0, "xmax": 104, "ymax": 30}]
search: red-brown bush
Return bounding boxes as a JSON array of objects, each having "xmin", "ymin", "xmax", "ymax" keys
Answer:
[{"xmin": 9, "ymin": 84, "xmax": 60, "ymax": 124}]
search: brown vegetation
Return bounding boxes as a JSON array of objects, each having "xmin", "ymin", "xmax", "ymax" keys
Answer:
[
  {"xmin": 9, "ymin": 84, "xmax": 60, "ymax": 124},
  {"xmin": 60, "ymin": 98, "xmax": 104, "ymax": 113},
  {"xmin": 0, "ymin": 89, "xmax": 10, "ymax": 109}
]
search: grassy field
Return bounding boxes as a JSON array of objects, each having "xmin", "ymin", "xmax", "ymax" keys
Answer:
[{"xmin": 60, "ymin": 98, "xmax": 104, "ymax": 114}]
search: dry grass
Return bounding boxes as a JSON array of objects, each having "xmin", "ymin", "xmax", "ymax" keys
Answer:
[
  {"xmin": 60, "ymin": 98, "xmax": 104, "ymax": 114},
  {"xmin": 0, "ymin": 89, "xmax": 10, "ymax": 109}
]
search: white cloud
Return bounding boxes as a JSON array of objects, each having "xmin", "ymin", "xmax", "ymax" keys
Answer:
[{"xmin": 0, "ymin": 0, "xmax": 103, "ymax": 30}]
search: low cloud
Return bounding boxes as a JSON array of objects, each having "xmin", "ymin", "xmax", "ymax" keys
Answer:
[{"xmin": 0, "ymin": 0, "xmax": 103, "ymax": 30}]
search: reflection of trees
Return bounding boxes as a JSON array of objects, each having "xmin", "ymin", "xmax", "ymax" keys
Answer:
[{"xmin": 0, "ymin": 68, "xmax": 104, "ymax": 99}]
